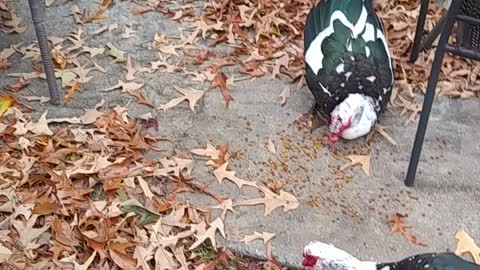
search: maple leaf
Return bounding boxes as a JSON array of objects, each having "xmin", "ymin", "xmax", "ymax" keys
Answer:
[
  {"xmin": 158, "ymin": 86, "xmax": 204, "ymax": 112},
  {"xmin": 387, "ymin": 213, "xmax": 427, "ymax": 246},
  {"xmin": 242, "ymin": 231, "xmax": 276, "ymax": 244},
  {"xmin": 189, "ymin": 217, "xmax": 226, "ymax": 250},
  {"xmin": 213, "ymin": 162, "xmax": 258, "ymax": 189},
  {"xmin": 235, "ymin": 186, "xmax": 299, "ymax": 216},
  {"xmin": 455, "ymin": 228, "xmax": 480, "ymax": 264},
  {"xmin": 340, "ymin": 154, "xmax": 371, "ymax": 176},
  {"xmin": 211, "ymin": 72, "xmax": 234, "ymax": 108}
]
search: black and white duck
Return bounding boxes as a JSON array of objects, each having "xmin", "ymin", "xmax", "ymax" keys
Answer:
[
  {"xmin": 303, "ymin": 241, "xmax": 480, "ymax": 270},
  {"xmin": 303, "ymin": 0, "xmax": 394, "ymax": 144}
]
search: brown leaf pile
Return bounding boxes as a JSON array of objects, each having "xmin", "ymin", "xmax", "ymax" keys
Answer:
[
  {"xmin": 0, "ymin": 97, "xmax": 296, "ymax": 268},
  {"xmin": 0, "ymin": 104, "xmax": 219, "ymax": 268}
]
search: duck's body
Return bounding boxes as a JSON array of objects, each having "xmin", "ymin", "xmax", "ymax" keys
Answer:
[
  {"xmin": 303, "ymin": 0, "xmax": 394, "ymax": 143},
  {"xmin": 303, "ymin": 241, "xmax": 480, "ymax": 270}
]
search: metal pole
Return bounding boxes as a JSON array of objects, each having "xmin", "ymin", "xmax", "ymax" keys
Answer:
[
  {"xmin": 28, "ymin": 0, "xmax": 61, "ymax": 105},
  {"xmin": 405, "ymin": 0, "xmax": 463, "ymax": 186}
]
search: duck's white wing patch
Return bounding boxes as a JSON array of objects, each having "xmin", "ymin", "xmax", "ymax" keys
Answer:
[{"xmin": 305, "ymin": 7, "xmax": 368, "ymax": 75}]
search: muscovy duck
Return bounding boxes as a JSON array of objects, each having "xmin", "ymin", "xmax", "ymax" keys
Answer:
[
  {"xmin": 303, "ymin": 241, "xmax": 480, "ymax": 270},
  {"xmin": 303, "ymin": 0, "xmax": 394, "ymax": 144}
]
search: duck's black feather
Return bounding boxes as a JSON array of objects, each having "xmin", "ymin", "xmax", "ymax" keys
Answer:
[
  {"xmin": 303, "ymin": 0, "xmax": 394, "ymax": 117},
  {"xmin": 376, "ymin": 253, "xmax": 480, "ymax": 270}
]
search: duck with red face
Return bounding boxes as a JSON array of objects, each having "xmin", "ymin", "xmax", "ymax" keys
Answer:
[
  {"xmin": 302, "ymin": 241, "xmax": 480, "ymax": 270},
  {"xmin": 303, "ymin": 0, "xmax": 393, "ymax": 144}
]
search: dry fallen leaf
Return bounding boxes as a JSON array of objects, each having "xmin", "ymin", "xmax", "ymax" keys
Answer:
[
  {"xmin": 264, "ymin": 179, "xmax": 283, "ymax": 194},
  {"xmin": 204, "ymin": 247, "xmax": 230, "ymax": 270},
  {"xmin": 211, "ymin": 72, "xmax": 234, "ymax": 108},
  {"xmin": 211, "ymin": 199, "xmax": 235, "ymax": 220},
  {"xmin": 455, "ymin": 228, "xmax": 480, "ymax": 264},
  {"xmin": 0, "ymin": 95, "xmax": 13, "ymax": 117},
  {"xmin": 137, "ymin": 176, "xmax": 155, "ymax": 200},
  {"xmin": 105, "ymin": 42, "xmax": 127, "ymax": 63},
  {"xmin": 11, "ymin": 214, "xmax": 51, "ymax": 249},
  {"xmin": 122, "ymin": 26, "xmax": 137, "ymax": 39},
  {"xmin": 278, "ymin": 85, "xmax": 290, "ymax": 106},
  {"xmin": 366, "ymin": 124, "xmax": 398, "ymax": 145},
  {"xmin": 64, "ymin": 80, "xmax": 81, "ymax": 103},
  {"xmin": 242, "ymin": 231, "xmax": 276, "ymax": 244},
  {"xmin": 22, "ymin": 95, "xmax": 51, "ymax": 104},
  {"xmin": 340, "ymin": 154, "xmax": 371, "ymax": 176},
  {"xmin": 235, "ymin": 186, "xmax": 299, "ymax": 216},
  {"xmin": 4, "ymin": 77, "xmax": 30, "ymax": 92},
  {"xmin": 213, "ymin": 162, "xmax": 258, "ymax": 189},
  {"xmin": 124, "ymin": 55, "xmax": 145, "ymax": 81},
  {"xmin": 189, "ymin": 217, "xmax": 226, "ymax": 250},
  {"xmin": 387, "ymin": 213, "xmax": 427, "ymax": 246},
  {"xmin": 158, "ymin": 86, "xmax": 205, "ymax": 112},
  {"xmin": 82, "ymin": 0, "xmax": 112, "ymax": 23},
  {"xmin": 271, "ymin": 53, "xmax": 289, "ymax": 79}
]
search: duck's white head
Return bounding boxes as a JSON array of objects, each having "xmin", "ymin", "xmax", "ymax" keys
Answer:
[
  {"xmin": 302, "ymin": 241, "xmax": 376, "ymax": 270},
  {"xmin": 328, "ymin": 94, "xmax": 377, "ymax": 144}
]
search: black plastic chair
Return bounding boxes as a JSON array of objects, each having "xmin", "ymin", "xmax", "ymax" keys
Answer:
[
  {"xmin": 28, "ymin": 0, "xmax": 61, "ymax": 105},
  {"xmin": 406, "ymin": 0, "xmax": 480, "ymax": 186}
]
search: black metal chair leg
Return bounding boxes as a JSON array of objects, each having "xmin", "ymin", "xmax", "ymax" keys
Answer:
[
  {"xmin": 422, "ymin": 13, "xmax": 448, "ymax": 50},
  {"xmin": 410, "ymin": 0, "xmax": 430, "ymax": 63},
  {"xmin": 28, "ymin": 0, "xmax": 61, "ymax": 105},
  {"xmin": 405, "ymin": 0, "xmax": 463, "ymax": 187}
]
